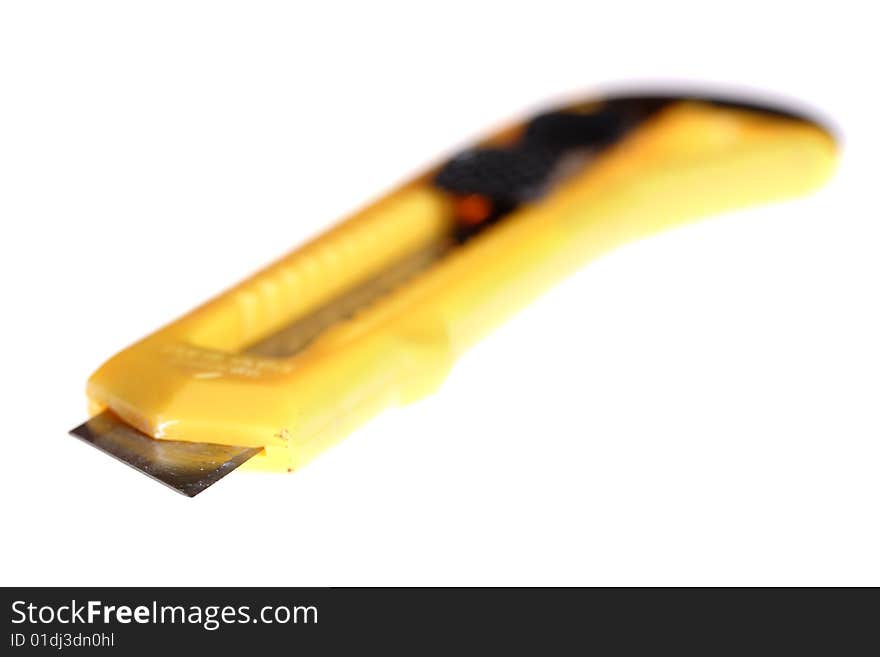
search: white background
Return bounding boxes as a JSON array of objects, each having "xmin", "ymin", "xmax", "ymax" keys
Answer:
[{"xmin": 1, "ymin": 1, "xmax": 877, "ymax": 586}]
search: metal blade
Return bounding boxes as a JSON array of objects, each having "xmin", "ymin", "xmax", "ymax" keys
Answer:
[{"xmin": 70, "ymin": 411, "xmax": 260, "ymax": 497}]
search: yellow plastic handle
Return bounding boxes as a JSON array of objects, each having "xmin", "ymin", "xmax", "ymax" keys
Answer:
[{"xmin": 84, "ymin": 100, "xmax": 837, "ymax": 472}]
